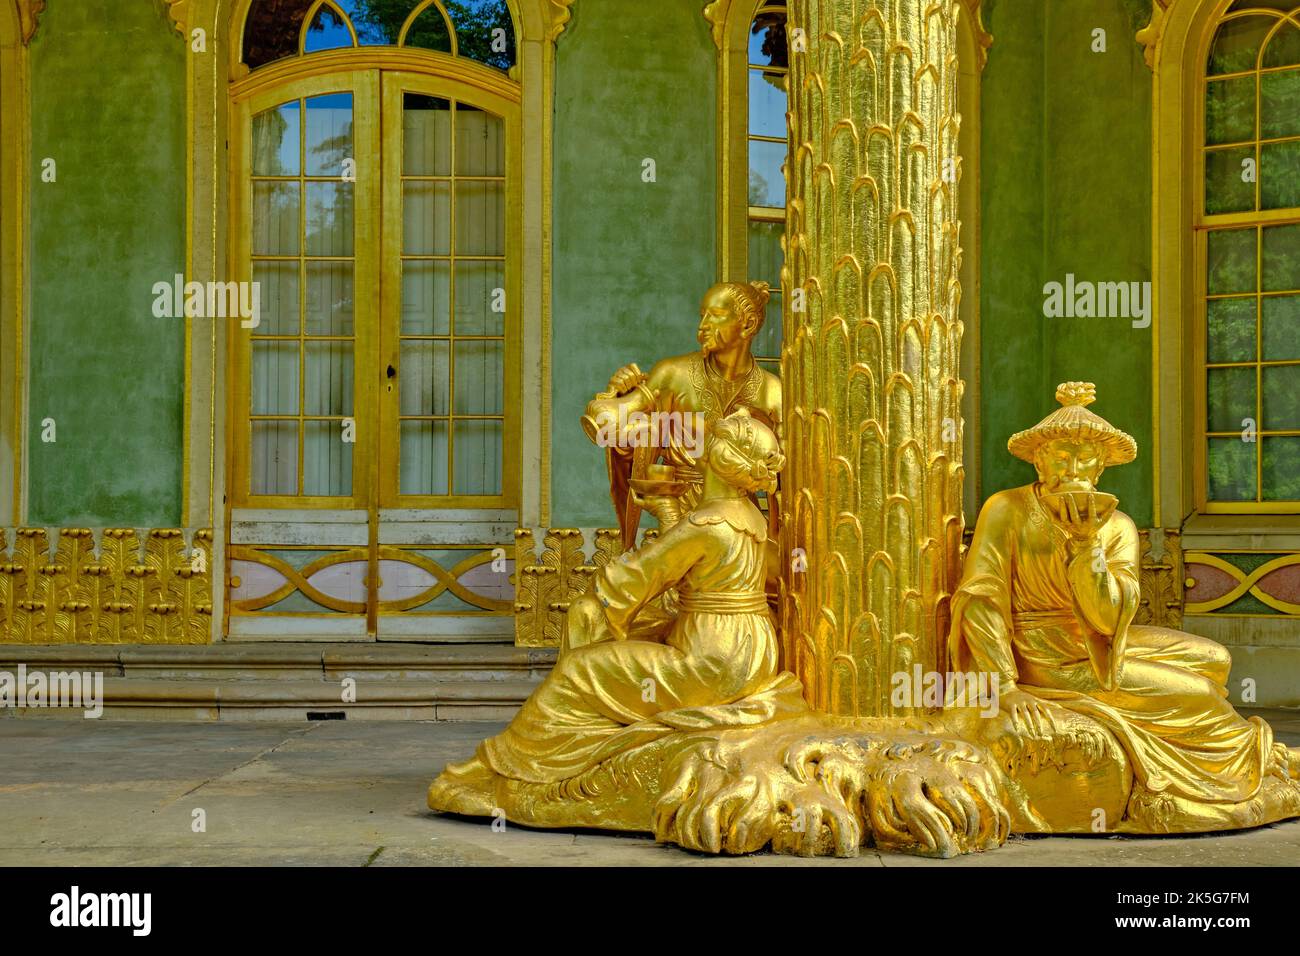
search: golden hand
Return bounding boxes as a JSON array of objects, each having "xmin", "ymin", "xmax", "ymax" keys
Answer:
[
  {"xmin": 1049, "ymin": 491, "xmax": 1109, "ymax": 541},
  {"xmin": 1000, "ymin": 688, "xmax": 1062, "ymax": 738},
  {"xmin": 607, "ymin": 363, "xmax": 646, "ymax": 396}
]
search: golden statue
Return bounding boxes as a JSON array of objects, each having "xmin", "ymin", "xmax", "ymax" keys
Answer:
[
  {"xmin": 429, "ymin": 377, "xmax": 1300, "ymax": 858},
  {"xmin": 950, "ymin": 382, "xmax": 1300, "ymax": 831},
  {"xmin": 581, "ymin": 281, "xmax": 782, "ymax": 548},
  {"xmin": 430, "ymin": 411, "xmax": 807, "ymax": 818}
]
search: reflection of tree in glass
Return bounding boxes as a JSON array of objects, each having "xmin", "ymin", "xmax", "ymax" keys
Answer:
[
  {"xmin": 243, "ymin": 0, "xmax": 516, "ymax": 70},
  {"xmin": 752, "ymin": 7, "xmax": 787, "ymax": 70},
  {"xmin": 749, "ymin": 168, "xmax": 770, "ymax": 206},
  {"xmin": 350, "ymin": 0, "xmax": 515, "ymax": 68}
]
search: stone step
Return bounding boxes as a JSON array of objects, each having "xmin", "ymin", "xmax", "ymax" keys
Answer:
[
  {"xmin": 0, "ymin": 641, "xmax": 556, "ymax": 682},
  {"xmin": 0, "ymin": 642, "xmax": 556, "ymax": 721},
  {"xmin": 0, "ymin": 676, "xmax": 538, "ymax": 722}
]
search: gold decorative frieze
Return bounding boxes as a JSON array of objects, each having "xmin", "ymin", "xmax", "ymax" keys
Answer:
[
  {"xmin": 1135, "ymin": 528, "xmax": 1184, "ymax": 629},
  {"xmin": 0, "ymin": 528, "xmax": 213, "ymax": 644},
  {"xmin": 514, "ymin": 528, "xmax": 625, "ymax": 647}
]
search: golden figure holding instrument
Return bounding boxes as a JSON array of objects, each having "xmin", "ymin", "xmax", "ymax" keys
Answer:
[{"xmin": 581, "ymin": 281, "xmax": 782, "ymax": 549}]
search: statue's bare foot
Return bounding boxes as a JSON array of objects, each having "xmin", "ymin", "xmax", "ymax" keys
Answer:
[{"xmin": 428, "ymin": 755, "xmax": 499, "ymax": 817}]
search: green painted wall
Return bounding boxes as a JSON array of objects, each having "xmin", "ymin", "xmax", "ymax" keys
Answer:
[
  {"xmin": 979, "ymin": 0, "xmax": 1155, "ymax": 527},
  {"xmin": 549, "ymin": 0, "xmax": 718, "ymax": 527},
  {"xmin": 27, "ymin": 0, "xmax": 186, "ymax": 527}
]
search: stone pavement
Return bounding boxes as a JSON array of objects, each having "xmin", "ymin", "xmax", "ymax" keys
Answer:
[{"xmin": 1, "ymin": 711, "xmax": 1298, "ymax": 866}]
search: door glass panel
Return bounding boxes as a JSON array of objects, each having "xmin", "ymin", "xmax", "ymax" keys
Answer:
[
  {"xmin": 401, "ymin": 260, "xmax": 451, "ymax": 335},
  {"xmin": 400, "ymin": 420, "xmax": 449, "ymax": 495},
  {"xmin": 399, "ymin": 92, "xmax": 507, "ymax": 497},
  {"xmin": 250, "ymin": 93, "xmax": 357, "ymax": 498},
  {"xmin": 305, "ymin": 92, "xmax": 353, "ymax": 176}
]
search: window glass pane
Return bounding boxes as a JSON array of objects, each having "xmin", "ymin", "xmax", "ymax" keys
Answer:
[
  {"xmin": 1207, "ymin": 437, "xmax": 1257, "ymax": 500},
  {"xmin": 748, "ymin": 8, "xmax": 788, "ymax": 69},
  {"xmin": 1207, "ymin": 366, "xmax": 1257, "ymax": 432},
  {"xmin": 1207, "ymin": 228, "xmax": 1257, "ymax": 294},
  {"xmin": 454, "ymin": 260, "xmax": 506, "ymax": 336},
  {"xmin": 303, "ymin": 420, "xmax": 353, "ymax": 496},
  {"xmin": 1207, "ymin": 14, "xmax": 1272, "ymax": 74},
  {"xmin": 305, "ymin": 93, "xmax": 353, "ymax": 177},
  {"xmin": 337, "ymin": 0, "xmax": 413, "ymax": 44},
  {"xmin": 253, "ymin": 101, "xmax": 300, "ymax": 176},
  {"xmin": 402, "ymin": 260, "xmax": 451, "ymax": 335},
  {"xmin": 453, "ymin": 341, "xmax": 504, "ymax": 415},
  {"xmin": 453, "ymin": 420, "xmax": 503, "ymax": 494},
  {"xmin": 456, "ymin": 106, "xmax": 505, "ymax": 176},
  {"xmin": 403, "ymin": 181, "xmax": 451, "ymax": 255},
  {"xmin": 748, "ymin": 219, "xmax": 783, "ymax": 286},
  {"xmin": 402, "ymin": 4, "xmax": 453, "ymax": 52},
  {"xmin": 252, "ymin": 182, "xmax": 300, "ymax": 256},
  {"xmin": 1260, "ymin": 140, "xmax": 1300, "ymax": 209},
  {"xmin": 305, "ymin": 181, "xmax": 354, "ymax": 256},
  {"xmin": 1205, "ymin": 146, "xmax": 1256, "ymax": 214},
  {"xmin": 251, "ymin": 342, "xmax": 299, "ymax": 415},
  {"xmin": 1262, "ymin": 436, "xmax": 1300, "ymax": 499},
  {"xmin": 749, "ymin": 139, "xmax": 786, "ymax": 207},
  {"xmin": 1262, "ymin": 222, "xmax": 1300, "ymax": 291},
  {"xmin": 253, "ymin": 261, "xmax": 300, "ymax": 335},
  {"xmin": 304, "ymin": 260, "xmax": 354, "ymax": 335},
  {"xmin": 445, "ymin": 0, "xmax": 516, "ymax": 69},
  {"xmin": 304, "ymin": 341, "xmax": 354, "ymax": 416},
  {"xmin": 403, "ymin": 94, "xmax": 452, "ymax": 176},
  {"xmin": 400, "ymin": 420, "xmax": 449, "ymax": 495},
  {"xmin": 1263, "ymin": 294, "xmax": 1300, "ymax": 359},
  {"xmin": 303, "ymin": 4, "xmax": 353, "ymax": 52},
  {"xmin": 1262, "ymin": 22, "xmax": 1300, "ymax": 68},
  {"xmin": 400, "ymin": 341, "xmax": 450, "ymax": 416},
  {"xmin": 244, "ymin": 0, "xmax": 315, "ymax": 70},
  {"xmin": 1204, "ymin": 75, "xmax": 1255, "ymax": 145},
  {"xmin": 251, "ymin": 421, "xmax": 299, "ymax": 495},
  {"xmin": 1262, "ymin": 363, "xmax": 1300, "ymax": 428},
  {"xmin": 1207, "ymin": 296, "xmax": 1257, "ymax": 363},
  {"xmin": 748, "ymin": 70, "xmax": 787, "ymax": 139},
  {"xmin": 1260, "ymin": 67, "xmax": 1300, "ymax": 138},
  {"xmin": 455, "ymin": 181, "xmax": 505, "ymax": 255}
]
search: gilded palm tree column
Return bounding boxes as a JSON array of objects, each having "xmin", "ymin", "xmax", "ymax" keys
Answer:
[{"xmin": 780, "ymin": 0, "xmax": 964, "ymax": 716}]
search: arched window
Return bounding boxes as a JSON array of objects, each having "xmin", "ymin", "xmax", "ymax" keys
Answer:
[
  {"xmin": 231, "ymin": 0, "xmax": 519, "ymax": 510},
  {"xmin": 1198, "ymin": 0, "xmax": 1300, "ymax": 511}
]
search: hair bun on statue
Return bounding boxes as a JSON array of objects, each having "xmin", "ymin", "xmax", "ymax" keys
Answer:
[{"xmin": 748, "ymin": 280, "xmax": 772, "ymax": 312}]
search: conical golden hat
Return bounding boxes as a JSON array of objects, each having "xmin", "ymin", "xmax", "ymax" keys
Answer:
[{"xmin": 1007, "ymin": 382, "xmax": 1137, "ymax": 465}]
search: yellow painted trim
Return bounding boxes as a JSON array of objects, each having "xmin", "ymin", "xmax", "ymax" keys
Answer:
[{"xmin": 1, "ymin": 1, "xmax": 29, "ymax": 526}]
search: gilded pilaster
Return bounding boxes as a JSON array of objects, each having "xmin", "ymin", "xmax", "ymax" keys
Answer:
[{"xmin": 781, "ymin": 0, "xmax": 964, "ymax": 716}]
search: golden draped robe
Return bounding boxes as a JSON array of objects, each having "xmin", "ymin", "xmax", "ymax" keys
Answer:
[
  {"xmin": 583, "ymin": 352, "xmax": 782, "ymax": 543},
  {"xmin": 472, "ymin": 496, "xmax": 805, "ymax": 785},
  {"xmin": 950, "ymin": 483, "xmax": 1294, "ymax": 810}
]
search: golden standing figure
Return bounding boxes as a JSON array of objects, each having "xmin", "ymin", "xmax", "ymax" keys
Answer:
[
  {"xmin": 951, "ymin": 382, "xmax": 1300, "ymax": 831},
  {"xmin": 581, "ymin": 281, "xmax": 782, "ymax": 548}
]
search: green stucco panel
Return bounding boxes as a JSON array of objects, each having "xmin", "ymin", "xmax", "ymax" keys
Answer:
[
  {"xmin": 26, "ymin": 0, "xmax": 186, "ymax": 527},
  {"xmin": 548, "ymin": 0, "xmax": 718, "ymax": 527},
  {"xmin": 979, "ymin": 0, "xmax": 1154, "ymax": 527}
]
